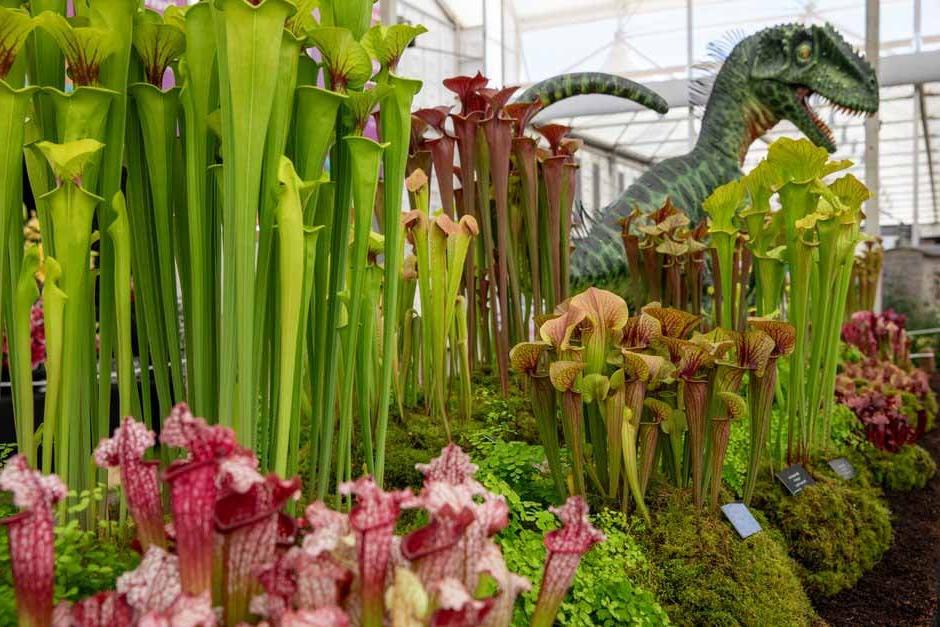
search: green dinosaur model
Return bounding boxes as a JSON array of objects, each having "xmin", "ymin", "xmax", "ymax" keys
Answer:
[{"xmin": 518, "ymin": 23, "xmax": 879, "ymax": 288}]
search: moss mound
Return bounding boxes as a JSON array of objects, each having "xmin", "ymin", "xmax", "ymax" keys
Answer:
[
  {"xmin": 864, "ymin": 444, "xmax": 937, "ymax": 492},
  {"xmin": 752, "ymin": 468, "xmax": 892, "ymax": 598},
  {"xmin": 379, "ymin": 373, "xmax": 537, "ymax": 489},
  {"xmin": 814, "ymin": 442, "xmax": 936, "ymax": 493},
  {"xmin": 631, "ymin": 487, "xmax": 818, "ymax": 626}
]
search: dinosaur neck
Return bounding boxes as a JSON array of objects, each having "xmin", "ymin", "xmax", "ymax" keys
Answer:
[{"xmin": 695, "ymin": 50, "xmax": 779, "ymax": 166}]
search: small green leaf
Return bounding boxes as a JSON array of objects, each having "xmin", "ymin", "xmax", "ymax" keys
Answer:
[
  {"xmin": 828, "ymin": 174, "xmax": 870, "ymax": 213},
  {"xmin": 0, "ymin": 7, "xmax": 34, "ymax": 79},
  {"xmin": 367, "ymin": 230, "xmax": 384, "ymax": 256},
  {"xmin": 766, "ymin": 137, "xmax": 851, "ymax": 185},
  {"xmin": 34, "ymin": 138, "xmax": 105, "ymax": 183},
  {"xmin": 286, "ymin": 0, "xmax": 319, "ymax": 39},
  {"xmin": 509, "ymin": 341, "xmax": 549, "ymax": 374},
  {"xmin": 132, "ymin": 9, "xmax": 185, "ymax": 86},
  {"xmin": 35, "ymin": 12, "xmax": 118, "ymax": 86},
  {"xmin": 308, "ymin": 26, "xmax": 373, "ymax": 92},
  {"xmin": 362, "ymin": 22, "xmax": 427, "ymax": 72},
  {"xmin": 660, "ymin": 407, "xmax": 687, "ymax": 435},
  {"xmin": 549, "ymin": 359, "xmax": 585, "ymax": 392},
  {"xmin": 206, "ymin": 108, "xmax": 223, "ymax": 142},
  {"xmin": 703, "ymin": 178, "xmax": 745, "ymax": 236},
  {"xmin": 579, "ymin": 372, "xmax": 610, "ymax": 403},
  {"xmin": 740, "ymin": 159, "xmax": 780, "ymax": 217},
  {"xmin": 162, "ymin": 5, "xmax": 188, "ymax": 29},
  {"xmin": 718, "ymin": 391, "xmax": 748, "ymax": 420},
  {"xmin": 343, "ymin": 83, "xmax": 392, "ymax": 132},
  {"xmin": 319, "ymin": 0, "xmax": 372, "ymax": 39}
]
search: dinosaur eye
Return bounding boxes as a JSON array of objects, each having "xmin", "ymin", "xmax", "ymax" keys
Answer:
[{"xmin": 796, "ymin": 42, "xmax": 812, "ymax": 63}]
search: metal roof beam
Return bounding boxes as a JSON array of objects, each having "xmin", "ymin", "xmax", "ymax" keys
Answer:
[
  {"xmin": 918, "ymin": 84, "xmax": 940, "ymax": 222},
  {"xmin": 572, "ymin": 132, "xmax": 655, "ymax": 167}
]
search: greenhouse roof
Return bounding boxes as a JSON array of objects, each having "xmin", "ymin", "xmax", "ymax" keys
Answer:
[{"xmin": 419, "ymin": 0, "xmax": 940, "ymax": 229}]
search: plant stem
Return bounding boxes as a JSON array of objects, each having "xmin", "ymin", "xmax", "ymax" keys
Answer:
[{"xmin": 374, "ymin": 74, "xmax": 422, "ymax": 486}]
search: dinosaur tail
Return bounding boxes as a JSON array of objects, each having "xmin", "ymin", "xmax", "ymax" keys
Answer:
[
  {"xmin": 516, "ymin": 73, "xmax": 665, "ymax": 295},
  {"xmin": 516, "ymin": 72, "xmax": 669, "ymax": 115}
]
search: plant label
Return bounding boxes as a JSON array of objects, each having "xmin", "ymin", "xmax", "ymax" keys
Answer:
[
  {"xmin": 827, "ymin": 457, "xmax": 856, "ymax": 481},
  {"xmin": 721, "ymin": 502, "xmax": 762, "ymax": 539},
  {"xmin": 775, "ymin": 464, "xmax": 816, "ymax": 495}
]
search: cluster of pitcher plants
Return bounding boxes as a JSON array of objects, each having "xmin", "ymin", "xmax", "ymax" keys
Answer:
[
  {"xmin": 511, "ymin": 137, "xmax": 872, "ymax": 517},
  {"xmin": 837, "ymin": 309, "xmax": 936, "ymax": 451},
  {"xmin": 1, "ymin": 409, "xmax": 602, "ymax": 626},
  {"xmin": 0, "ymin": 0, "xmax": 884, "ymax": 620},
  {"xmin": 0, "ymin": 0, "xmax": 443, "ymax": 516},
  {"xmin": 619, "ymin": 200, "xmax": 709, "ymax": 317},
  {"xmin": 399, "ymin": 77, "xmax": 581, "ymax": 402},
  {"xmin": 512, "ymin": 291, "xmax": 793, "ymax": 515},
  {"xmin": 1, "ymin": 0, "xmax": 598, "ymax": 520}
]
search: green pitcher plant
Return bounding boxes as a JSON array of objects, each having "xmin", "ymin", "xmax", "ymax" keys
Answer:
[
  {"xmin": 0, "ymin": 0, "xmax": 434, "ymax": 527},
  {"xmin": 403, "ymin": 208, "xmax": 478, "ymax": 437},
  {"xmin": 35, "ymin": 139, "xmax": 103, "ymax": 503}
]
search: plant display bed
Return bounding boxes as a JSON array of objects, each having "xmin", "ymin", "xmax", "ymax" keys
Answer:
[
  {"xmin": 815, "ymin": 425, "xmax": 940, "ymax": 626},
  {"xmin": 0, "ymin": 2, "xmax": 934, "ymax": 624}
]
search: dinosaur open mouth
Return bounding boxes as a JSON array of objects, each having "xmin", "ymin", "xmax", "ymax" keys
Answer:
[
  {"xmin": 795, "ymin": 85, "xmax": 872, "ymax": 146},
  {"xmin": 796, "ymin": 86, "xmax": 836, "ymax": 145}
]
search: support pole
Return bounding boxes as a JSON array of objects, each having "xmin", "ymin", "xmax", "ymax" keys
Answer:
[
  {"xmin": 912, "ymin": 0, "xmax": 921, "ymax": 246},
  {"xmin": 686, "ymin": 0, "xmax": 695, "ymax": 150},
  {"xmin": 483, "ymin": 0, "xmax": 504, "ymax": 84},
  {"xmin": 380, "ymin": 0, "xmax": 397, "ymax": 25},
  {"xmin": 864, "ymin": 0, "xmax": 881, "ymax": 310},
  {"xmin": 913, "ymin": 90, "xmax": 920, "ymax": 246}
]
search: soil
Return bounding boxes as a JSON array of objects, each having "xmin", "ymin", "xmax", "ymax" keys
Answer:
[{"xmin": 815, "ymin": 427, "xmax": 940, "ymax": 627}]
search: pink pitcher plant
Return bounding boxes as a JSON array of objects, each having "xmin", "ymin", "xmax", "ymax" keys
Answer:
[{"xmin": 1, "ymin": 409, "xmax": 602, "ymax": 626}]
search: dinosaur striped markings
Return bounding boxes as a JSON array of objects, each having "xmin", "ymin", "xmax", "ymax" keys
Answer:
[{"xmin": 526, "ymin": 23, "xmax": 878, "ymax": 289}]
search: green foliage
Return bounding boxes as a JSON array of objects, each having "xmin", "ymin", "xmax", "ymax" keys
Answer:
[
  {"xmin": 752, "ymin": 469, "xmax": 892, "ymax": 598},
  {"xmin": 0, "ymin": 512, "xmax": 139, "ymax": 624},
  {"xmin": 471, "ymin": 373, "xmax": 540, "ymax": 443},
  {"xmin": 720, "ymin": 417, "xmax": 750, "ymax": 497},
  {"xmin": 482, "ymin": 474, "xmax": 669, "ymax": 627},
  {"xmin": 839, "ymin": 343, "xmax": 864, "ymax": 364},
  {"xmin": 379, "ymin": 377, "xmax": 537, "ymax": 489},
  {"xmin": 380, "ymin": 410, "xmax": 452, "ymax": 489},
  {"xmin": 0, "ymin": 444, "xmax": 15, "ymax": 466},
  {"xmin": 634, "ymin": 487, "xmax": 818, "ymax": 626},
  {"xmin": 829, "ymin": 401, "xmax": 865, "ymax": 447},
  {"xmin": 467, "ymin": 434, "xmax": 560, "ymax": 505}
]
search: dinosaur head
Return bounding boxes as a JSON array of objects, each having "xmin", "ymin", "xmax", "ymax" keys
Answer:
[{"xmin": 748, "ymin": 23, "xmax": 878, "ymax": 152}]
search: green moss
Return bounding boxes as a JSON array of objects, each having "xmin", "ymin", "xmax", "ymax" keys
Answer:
[
  {"xmin": 380, "ymin": 375, "xmax": 538, "ymax": 490},
  {"xmin": 720, "ymin": 416, "xmax": 751, "ymax": 497},
  {"xmin": 752, "ymin": 467, "xmax": 892, "ymax": 598},
  {"xmin": 632, "ymin": 487, "xmax": 818, "ymax": 627},
  {"xmin": 470, "ymin": 369, "xmax": 540, "ymax": 443},
  {"xmin": 809, "ymin": 448, "xmax": 876, "ymax": 490},
  {"xmin": 814, "ymin": 430, "xmax": 936, "ymax": 494},
  {"xmin": 380, "ymin": 411, "xmax": 454, "ymax": 489},
  {"xmin": 864, "ymin": 444, "xmax": 937, "ymax": 492},
  {"xmin": 924, "ymin": 393, "xmax": 938, "ymax": 432}
]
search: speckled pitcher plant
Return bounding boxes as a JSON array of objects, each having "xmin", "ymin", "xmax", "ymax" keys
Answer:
[{"xmin": 5, "ymin": 407, "xmax": 603, "ymax": 626}]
